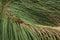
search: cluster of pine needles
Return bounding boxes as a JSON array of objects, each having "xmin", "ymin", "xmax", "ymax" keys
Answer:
[{"xmin": 0, "ymin": 0, "xmax": 60, "ymax": 40}]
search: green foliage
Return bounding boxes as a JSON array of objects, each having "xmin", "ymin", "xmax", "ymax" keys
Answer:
[
  {"xmin": 0, "ymin": 0, "xmax": 60, "ymax": 40},
  {"xmin": 8, "ymin": 0, "xmax": 60, "ymax": 26}
]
